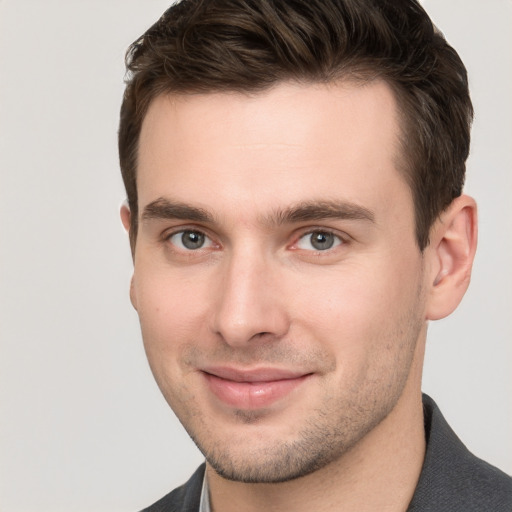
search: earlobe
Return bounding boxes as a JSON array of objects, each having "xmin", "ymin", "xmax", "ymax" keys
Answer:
[
  {"xmin": 426, "ymin": 195, "xmax": 478, "ymax": 321},
  {"xmin": 129, "ymin": 275, "xmax": 138, "ymax": 311}
]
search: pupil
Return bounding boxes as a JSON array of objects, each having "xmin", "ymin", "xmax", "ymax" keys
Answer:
[
  {"xmin": 182, "ymin": 231, "xmax": 204, "ymax": 249},
  {"xmin": 311, "ymin": 232, "xmax": 334, "ymax": 250}
]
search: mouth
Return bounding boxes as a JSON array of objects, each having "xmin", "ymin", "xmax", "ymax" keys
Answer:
[{"xmin": 201, "ymin": 367, "xmax": 313, "ymax": 409}]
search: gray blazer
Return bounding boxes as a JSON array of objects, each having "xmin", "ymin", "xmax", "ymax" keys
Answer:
[{"xmin": 141, "ymin": 395, "xmax": 512, "ymax": 511}]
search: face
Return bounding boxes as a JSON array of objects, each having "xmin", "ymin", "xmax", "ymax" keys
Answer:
[{"xmin": 128, "ymin": 81, "xmax": 430, "ymax": 483}]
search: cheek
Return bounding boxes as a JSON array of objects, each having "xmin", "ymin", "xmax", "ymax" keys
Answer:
[
  {"xmin": 133, "ymin": 272, "xmax": 212, "ymax": 415},
  {"xmin": 133, "ymin": 269, "xmax": 212, "ymax": 364},
  {"xmin": 292, "ymin": 256, "xmax": 423, "ymax": 361}
]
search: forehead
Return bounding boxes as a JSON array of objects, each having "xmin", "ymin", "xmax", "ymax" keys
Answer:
[{"xmin": 137, "ymin": 81, "xmax": 409, "ymax": 222}]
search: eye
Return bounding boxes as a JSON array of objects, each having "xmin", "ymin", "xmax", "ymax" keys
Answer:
[
  {"xmin": 168, "ymin": 230, "xmax": 213, "ymax": 250},
  {"xmin": 296, "ymin": 231, "xmax": 342, "ymax": 251}
]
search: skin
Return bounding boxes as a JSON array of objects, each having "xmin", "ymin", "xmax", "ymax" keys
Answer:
[{"xmin": 122, "ymin": 81, "xmax": 477, "ymax": 512}]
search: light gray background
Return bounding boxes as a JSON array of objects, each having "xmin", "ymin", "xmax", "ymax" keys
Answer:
[{"xmin": 0, "ymin": 1, "xmax": 510, "ymax": 511}]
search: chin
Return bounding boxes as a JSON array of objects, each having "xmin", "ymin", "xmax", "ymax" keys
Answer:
[
  {"xmin": 190, "ymin": 416, "xmax": 367, "ymax": 484},
  {"xmin": 205, "ymin": 445, "xmax": 337, "ymax": 484}
]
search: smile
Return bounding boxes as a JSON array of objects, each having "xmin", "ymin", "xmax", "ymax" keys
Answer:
[{"xmin": 201, "ymin": 367, "xmax": 312, "ymax": 410}]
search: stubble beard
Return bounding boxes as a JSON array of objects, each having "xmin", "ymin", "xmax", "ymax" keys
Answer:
[
  {"xmin": 195, "ymin": 400, "xmax": 392, "ymax": 483},
  {"xmin": 168, "ymin": 288, "xmax": 425, "ymax": 484},
  {"xmin": 186, "ymin": 334, "xmax": 422, "ymax": 484}
]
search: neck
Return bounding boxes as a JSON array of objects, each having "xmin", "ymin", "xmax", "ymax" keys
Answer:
[{"xmin": 207, "ymin": 345, "xmax": 426, "ymax": 512}]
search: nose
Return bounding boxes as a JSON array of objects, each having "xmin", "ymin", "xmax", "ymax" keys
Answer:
[{"xmin": 211, "ymin": 250, "xmax": 290, "ymax": 347}]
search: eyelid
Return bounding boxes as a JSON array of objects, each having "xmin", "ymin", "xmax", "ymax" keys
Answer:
[
  {"xmin": 290, "ymin": 227, "xmax": 349, "ymax": 251},
  {"xmin": 163, "ymin": 225, "xmax": 219, "ymax": 251},
  {"xmin": 162, "ymin": 223, "xmax": 210, "ymax": 239},
  {"xmin": 160, "ymin": 224, "xmax": 349, "ymax": 252}
]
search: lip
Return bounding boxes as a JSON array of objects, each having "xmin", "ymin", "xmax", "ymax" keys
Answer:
[{"xmin": 201, "ymin": 366, "xmax": 312, "ymax": 409}]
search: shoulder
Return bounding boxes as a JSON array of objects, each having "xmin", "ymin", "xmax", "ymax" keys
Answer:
[
  {"xmin": 408, "ymin": 395, "xmax": 512, "ymax": 511},
  {"xmin": 140, "ymin": 464, "xmax": 205, "ymax": 512}
]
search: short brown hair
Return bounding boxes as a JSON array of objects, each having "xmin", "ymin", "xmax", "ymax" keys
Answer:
[{"xmin": 119, "ymin": 0, "xmax": 473, "ymax": 251}]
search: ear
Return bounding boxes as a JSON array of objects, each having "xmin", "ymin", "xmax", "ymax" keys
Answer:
[
  {"xmin": 120, "ymin": 203, "xmax": 138, "ymax": 310},
  {"xmin": 425, "ymin": 195, "xmax": 478, "ymax": 320},
  {"xmin": 120, "ymin": 203, "xmax": 131, "ymax": 232},
  {"xmin": 120, "ymin": 202, "xmax": 138, "ymax": 259}
]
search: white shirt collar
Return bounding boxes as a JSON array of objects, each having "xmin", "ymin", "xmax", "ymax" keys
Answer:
[{"xmin": 199, "ymin": 470, "xmax": 211, "ymax": 512}]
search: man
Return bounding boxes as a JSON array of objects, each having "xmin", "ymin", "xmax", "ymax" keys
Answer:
[{"xmin": 118, "ymin": 0, "xmax": 512, "ymax": 510}]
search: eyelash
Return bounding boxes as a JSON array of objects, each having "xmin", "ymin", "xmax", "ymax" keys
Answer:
[
  {"xmin": 162, "ymin": 227, "xmax": 348, "ymax": 254},
  {"xmin": 293, "ymin": 229, "xmax": 345, "ymax": 252},
  {"xmin": 164, "ymin": 228, "xmax": 216, "ymax": 252}
]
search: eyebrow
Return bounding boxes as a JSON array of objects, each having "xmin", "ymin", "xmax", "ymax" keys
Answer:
[
  {"xmin": 266, "ymin": 200, "xmax": 375, "ymax": 226},
  {"xmin": 141, "ymin": 198, "xmax": 214, "ymax": 224},
  {"xmin": 141, "ymin": 197, "xmax": 375, "ymax": 226}
]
